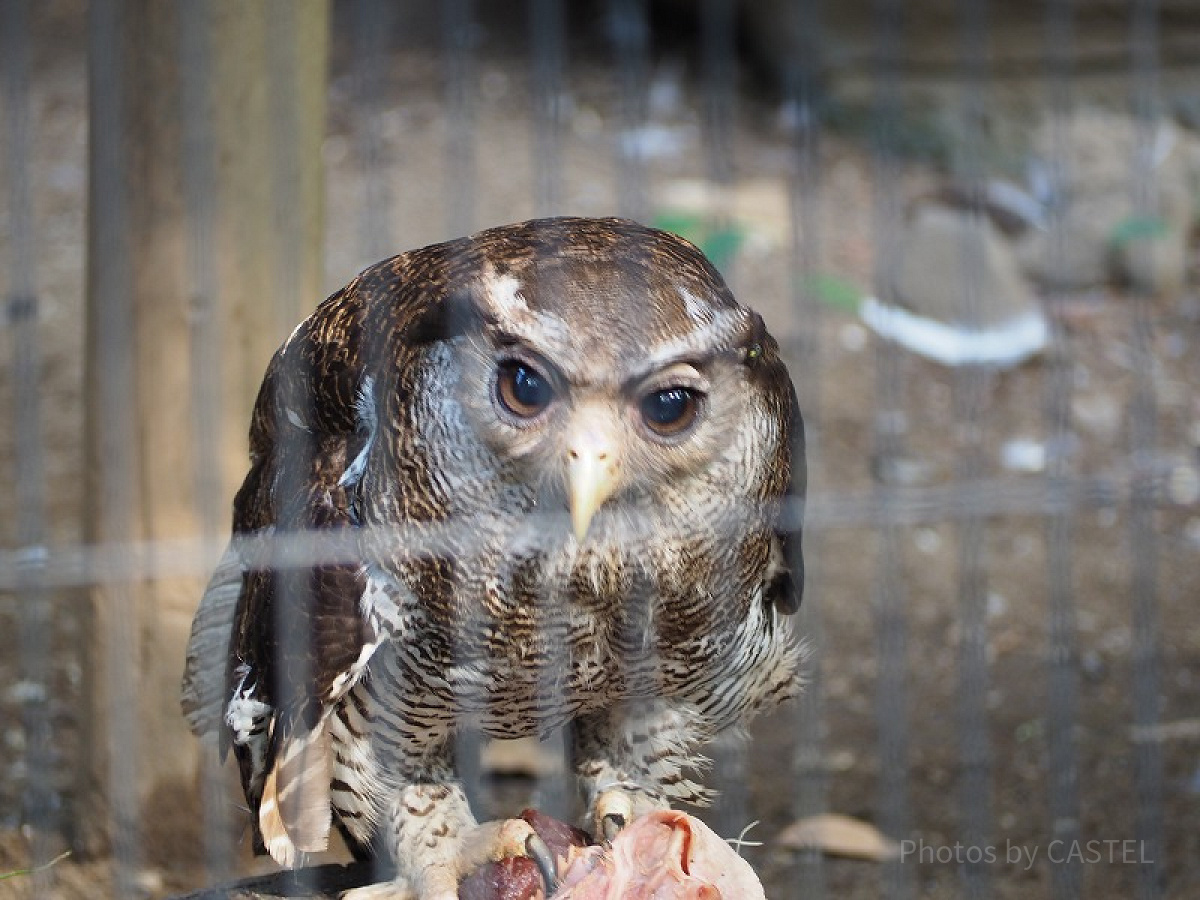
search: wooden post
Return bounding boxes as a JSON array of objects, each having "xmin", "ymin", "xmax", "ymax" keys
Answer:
[{"xmin": 81, "ymin": 0, "xmax": 329, "ymax": 865}]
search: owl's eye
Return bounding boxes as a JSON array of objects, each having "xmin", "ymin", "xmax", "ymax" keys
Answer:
[
  {"xmin": 496, "ymin": 360, "xmax": 554, "ymax": 418},
  {"xmin": 640, "ymin": 387, "xmax": 700, "ymax": 436}
]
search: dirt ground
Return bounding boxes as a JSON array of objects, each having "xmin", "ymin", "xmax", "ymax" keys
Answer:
[{"xmin": 2, "ymin": 3, "xmax": 1199, "ymax": 899}]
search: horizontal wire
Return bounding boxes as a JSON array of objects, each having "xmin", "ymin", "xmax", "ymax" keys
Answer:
[{"xmin": 0, "ymin": 460, "xmax": 1191, "ymax": 593}]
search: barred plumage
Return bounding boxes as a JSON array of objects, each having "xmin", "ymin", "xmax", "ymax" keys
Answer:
[{"xmin": 181, "ymin": 216, "xmax": 805, "ymax": 899}]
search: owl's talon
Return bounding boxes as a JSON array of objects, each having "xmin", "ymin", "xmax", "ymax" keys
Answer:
[
  {"xmin": 465, "ymin": 817, "xmax": 559, "ymax": 889},
  {"xmin": 601, "ymin": 812, "xmax": 626, "ymax": 844},
  {"xmin": 594, "ymin": 787, "xmax": 637, "ymax": 845},
  {"xmin": 525, "ymin": 832, "xmax": 559, "ymax": 894}
]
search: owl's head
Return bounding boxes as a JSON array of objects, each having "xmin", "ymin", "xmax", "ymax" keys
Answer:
[{"xmin": 432, "ymin": 218, "xmax": 793, "ymax": 544}]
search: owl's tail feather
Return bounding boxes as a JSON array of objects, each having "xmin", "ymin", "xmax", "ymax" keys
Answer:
[
  {"xmin": 259, "ymin": 717, "xmax": 333, "ymax": 867},
  {"xmin": 181, "ymin": 545, "xmax": 243, "ymax": 742}
]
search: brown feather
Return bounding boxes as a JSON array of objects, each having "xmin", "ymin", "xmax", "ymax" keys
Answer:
[
  {"xmin": 258, "ymin": 763, "xmax": 295, "ymax": 867},
  {"xmin": 259, "ymin": 718, "xmax": 332, "ymax": 866}
]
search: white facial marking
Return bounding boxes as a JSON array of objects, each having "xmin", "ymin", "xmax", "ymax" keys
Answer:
[
  {"xmin": 680, "ymin": 286, "xmax": 711, "ymax": 324},
  {"xmin": 645, "ymin": 302, "xmax": 745, "ymax": 367},
  {"xmin": 485, "ymin": 273, "xmax": 528, "ymax": 318},
  {"xmin": 479, "ymin": 270, "xmax": 573, "ymax": 348}
]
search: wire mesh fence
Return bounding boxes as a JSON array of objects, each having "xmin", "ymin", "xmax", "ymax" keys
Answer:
[{"xmin": 2, "ymin": 1, "xmax": 1199, "ymax": 898}]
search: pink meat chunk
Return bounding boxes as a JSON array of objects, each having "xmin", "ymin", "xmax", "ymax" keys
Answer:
[{"xmin": 551, "ymin": 811, "xmax": 766, "ymax": 900}]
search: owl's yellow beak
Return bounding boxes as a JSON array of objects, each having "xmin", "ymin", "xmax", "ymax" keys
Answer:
[{"xmin": 566, "ymin": 410, "xmax": 622, "ymax": 542}]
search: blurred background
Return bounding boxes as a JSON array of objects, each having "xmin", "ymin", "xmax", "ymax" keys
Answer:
[{"xmin": 1, "ymin": 0, "xmax": 1199, "ymax": 897}]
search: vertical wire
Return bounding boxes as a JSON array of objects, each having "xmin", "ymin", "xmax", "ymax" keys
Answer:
[
  {"xmin": 528, "ymin": 6, "xmax": 572, "ymax": 814},
  {"xmin": 785, "ymin": 5, "xmax": 827, "ymax": 898},
  {"xmin": 952, "ymin": 2, "xmax": 993, "ymax": 899},
  {"xmin": 600, "ymin": 2, "xmax": 651, "ymax": 817},
  {"xmin": 86, "ymin": 0, "xmax": 141, "ymax": 891},
  {"xmin": 352, "ymin": 1, "xmax": 395, "ymax": 875},
  {"xmin": 869, "ymin": 3, "xmax": 908, "ymax": 469},
  {"xmin": 353, "ymin": 0, "xmax": 394, "ymax": 266},
  {"xmin": 438, "ymin": 0, "xmax": 486, "ymax": 805},
  {"xmin": 442, "ymin": 0, "xmax": 477, "ymax": 238},
  {"xmin": 532, "ymin": 632, "xmax": 573, "ymax": 824},
  {"xmin": 608, "ymin": 0, "xmax": 649, "ymax": 220},
  {"xmin": 529, "ymin": 0, "xmax": 565, "ymax": 217},
  {"xmin": 869, "ymin": 2, "xmax": 914, "ymax": 898},
  {"xmin": 440, "ymin": 0, "xmax": 485, "ymax": 800},
  {"xmin": 1041, "ymin": 2, "xmax": 1082, "ymax": 898},
  {"xmin": 266, "ymin": 0, "xmax": 308, "ymax": 335},
  {"xmin": 526, "ymin": 247, "xmax": 573, "ymax": 824},
  {"xmin": 178, "ymin": 0, "xmax": 234, "ymax": 881},
  {"xmin": 698, "ymin": 0, "xmax": 747, "ymax": 840},
  {"xmin": 700, "ymin": 0, "xmax": 736, "ymax": 190},
  {"xmin": 2, "ymin": 0, "xmax": 56, "ymax": 881},
  {"xmin": 452, "ymin": 586, "xmax": 485, "ymax": 820},
  {"xmin": 1127, "ymin": 1, "xmax": 1165, "ymax": 897},
  {"xmin": 179, "ymin": 2, "xmax": 223, "ymax": 568},
  {"xmin": 265, "ymin": 2, "xmax": 317, "ymax": 890}
]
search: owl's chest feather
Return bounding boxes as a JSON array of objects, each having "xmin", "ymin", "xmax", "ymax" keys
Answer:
[{"xmin": 404, "ymin": 538, "xmax": 750, "ymax": 713}]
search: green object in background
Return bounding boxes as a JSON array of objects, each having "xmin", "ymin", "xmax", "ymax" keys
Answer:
[
  {"xmin": 653, "ymin": 212, "xmax": 747, "ymax": 271},
  {"xmin": 653, "ymin": 212, "xmax": 864, "ymax": 315},
  {"xmin": 1109, "ymin": 215, "xmax": 1171, "ymax": 248},
  {"xmin": 798, "ymin": 273, "xmax": 863, "ymax": 313}
]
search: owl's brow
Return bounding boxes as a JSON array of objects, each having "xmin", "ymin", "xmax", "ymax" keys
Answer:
[
  {"xmin": 622, "ymin": 345, "xmax": 745, "ymax": 387},
  {"xmin": 489, "ymin": 329, "xmax": 560, "ymax": 360},
  {"xmin": 626, "ymin": 309, "xmax": 754, "ymax": 378}
]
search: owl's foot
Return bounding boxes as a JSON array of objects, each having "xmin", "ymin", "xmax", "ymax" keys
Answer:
[
  {"xmin": 341, "ymin": 818, "xmax": 556, "ymax": 900},
  {"xmin": 592, "ymin": 783, "xmax": 668, "ymax": 844}
]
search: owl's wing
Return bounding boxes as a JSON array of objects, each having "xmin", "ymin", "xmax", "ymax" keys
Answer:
[{"xmin": 181, "ymin": 252, "xmax": 469, "ymax": 864}]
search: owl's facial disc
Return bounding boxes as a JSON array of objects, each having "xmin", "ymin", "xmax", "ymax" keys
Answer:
[{"xmin": 566, "ymin": 402, "xmax": 622, "ymax": 542}]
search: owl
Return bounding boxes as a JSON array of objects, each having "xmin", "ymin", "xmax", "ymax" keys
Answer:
[{"xmin": 181, "ymin": 216, "xmax": 805, "ymax": 899}]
